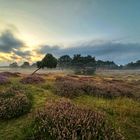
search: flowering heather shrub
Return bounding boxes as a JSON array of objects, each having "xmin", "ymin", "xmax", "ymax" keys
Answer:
[
  {"xmin": 55, "ymin": 76, "xmax": 84, "ymax": 98},
  {"xmin": 0, "ymin": 72, "xmax": 20, "ymax": 77},
  {"xmin": 0, "ymin": 87, "xmax": 31, "ymax": 119},
  {"xmin": 26, "ymin": 99, "xmax": 123, "ymax": 140},
  {"xmin": 0, "ymin": 75, "xmax": 10, "ymax": 85},
  {"xmin": 81, "ymin": 81, "xmax": 134, "ymax": 98},
  {"xmin": 55, "ymin": 76, "xmax": 134, "ymax": 99},
  {"xmin": 20, "ymin": 75, "xmax": 45, "ymax": 84}
]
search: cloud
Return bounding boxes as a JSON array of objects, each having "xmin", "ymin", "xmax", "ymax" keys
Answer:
[
  {"xmin": 0, "ymin": 30, "xmax": 33, "ymax": 62},
  {"xmin": 37, "ymin": 41, "xmax": 140, "ymax": 64},
  {"xmin": 0, "ymin": 30, "xmax": 24, "ymax": 53},
  {"xmin": 0, "ymin": 29, "xmax": 139, "ymax": 65},
  {"xmin": 38, "ymin": 45, "xmax": 60, "ymax": 54},
  {"xmin": 13, "ymin": 50, "xmax": 31, "ymax": 58}
]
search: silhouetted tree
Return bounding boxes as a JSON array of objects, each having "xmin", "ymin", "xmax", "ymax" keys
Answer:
[
  {"xmin": 96, "ymin": 60, "xmax": 118, "ymax": 69},
  {"xmin": 58, "ymin": 55, "xmax": 72, "ymax": 68},
  {"xmin": 125, "ymin": 60, "xmax": 140, "ymax": 69},
  {"xmin": 9, "ymin": 62, "xmax": 18, "ymax": 68},
  {"xmin": 21, "ymin": 62, "xmax": 30, "ymax": 68},
  {"xmin": 71, "ymin": 54, "xmax": 96, "ymax": 67},
  {"xmin": 71, "ymin": 54, "xmax": 96, "ymax": 75},
  {"xmin": 32, "ymin": 53, "xmax": 57, "ymax": 75}
]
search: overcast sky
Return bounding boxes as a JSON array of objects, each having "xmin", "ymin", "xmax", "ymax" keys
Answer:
[{"xmin": 0, "ymin": 0, "xmax": 140, "ymax": 65}]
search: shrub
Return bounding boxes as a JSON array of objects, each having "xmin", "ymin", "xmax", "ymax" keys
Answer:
[
  {"xmin": 26, "ymin": 99, "xmax": 123, "ymax": 140},
  {"xmin": 20, "ymin": 75, "xmax": 45, "ymax": 84},
  {"xmin": 0, "ymin": 72, "xmax": 20, "ymax": 77},
  {"xmin": 55, "ymin": 76, "xmax": 134, "ymax": 99},
  {"xmin": 0, "ymin": 86, "xmax": 31, "ymax": 119},
  {"xmin": 0, "ymin": 75, "xmax": 10, "ymax": 85},
  {"xmin": 80, "ymin": 81, "xmax": 134, "ymax": 98},
  {"xmin": 55, "ymin": 76, "xmax": 83, "ymax": 98}
]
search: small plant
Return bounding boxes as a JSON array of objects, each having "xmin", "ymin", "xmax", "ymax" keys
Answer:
[
  {"xmin": 20, "ymin": 75, "xmax": 45, "ymax": 84},
  {"xmin": 25, "ymin": 99, "xmax": 123, "ymax": 140},
  {"xmin": 0, "ymin": 86, "xmax": 31, "ymax": 119}
]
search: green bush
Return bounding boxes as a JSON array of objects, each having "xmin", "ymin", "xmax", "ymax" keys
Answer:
[
  {"xmin": 0, "ymin": 86, "xmax": 31, "ymax": 119},
  {"xmin": 25, "ymin": 99, "xmax": 123, "ymax": 140}
]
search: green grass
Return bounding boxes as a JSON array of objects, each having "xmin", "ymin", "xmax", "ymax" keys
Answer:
[
  {"xmin": 0, "ymin": 78, "xmax": 59, "ymax": 140},
  {"xmin": 73, "ymin": 96, "xmax": 140, "ymax": 140},
  {"xmin": 0, "ymin": 75, "xmax": 140, "ymax": 140}
]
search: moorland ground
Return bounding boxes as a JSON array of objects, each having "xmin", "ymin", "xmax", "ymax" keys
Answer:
[{"xmin": 0, "ymin": 70, "xmax": 140, "ymax": 140}]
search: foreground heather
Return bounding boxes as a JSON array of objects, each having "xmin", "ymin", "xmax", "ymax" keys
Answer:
[
  {"xmin": 20, "ymin": 75, "xmax": 45, "ymax": 84},
  {"xmin": 0, "ymin": 75, "xmax": 10, "ymax": 85},
  {"xmin": 0, "ymin": 86, "xmax": 31, "ymax": 119},
  {"xmin": 25, "ymin": 99, "xmax": 124, "ymax": 140}
]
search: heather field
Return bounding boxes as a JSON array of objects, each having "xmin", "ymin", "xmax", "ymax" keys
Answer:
[
  {"xmin": 1, "ymin": 0, "xmax": 140, "ymax": 139},
  {"xmin": 0, "ymin": 70, "xmax": 140, "ymax": 140}
]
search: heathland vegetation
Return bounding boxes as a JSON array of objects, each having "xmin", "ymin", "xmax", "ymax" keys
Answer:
[{"xmin": 0, "ymin": 54, "xmax": 139, "ymax": 140}]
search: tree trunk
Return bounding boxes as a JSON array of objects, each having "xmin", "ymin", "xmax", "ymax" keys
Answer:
[{"xmin": 31, "ymin": 68, "xmax": 41, "ymax": 75}]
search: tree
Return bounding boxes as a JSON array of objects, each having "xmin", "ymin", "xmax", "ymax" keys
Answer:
[
  {"xmin": 9, "ymin": 62, "xmax": 18, "ymax": 68},
  {"xmin": 71, "ymin": 54, "xmax": 96, "ymax": 75},
  {"xmin": 96, "ymin": 60, "xmax": 118, "ymax": 70},
  {"xmin": 125, "ymin": 60, "xmax": 140, "ymax": 69},
  {"xmin": 32, "ymin": 53, "xmax": 57, "ymax": 75},
  {"xmin": 58, "ymin": 55, "xmax": 72, "ymax": 68},
  {"xmin": 21, "ymin": 62, "xmax": 30, "ymax": 68}
]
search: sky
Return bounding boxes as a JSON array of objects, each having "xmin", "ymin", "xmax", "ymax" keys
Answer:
[{"xmin": 0, "ymin": 0, "xmax": 140, "ymax": 65}]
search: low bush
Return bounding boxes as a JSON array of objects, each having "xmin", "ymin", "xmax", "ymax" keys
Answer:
[
  {"xmin": 0, "ymin": 72, "xmax": 20, "ymax": 77},
  {"xmin": 81, "ymin": 81, "xmax": 134, "ymax": 99},
  {"xmin": 55, "ymin": 76, "xmax": 134, "ymax": 99},
  {"xmin": 20, "ymin": 75, "xmax": 45, "ymax": 84},
  {"xmin": 0, "ymin": 86, "xmax": 31, "ymax": 119},
  {"xmin": 25, "ymin": 99, "xmax": 123, "ymax": 140},
  {"xmin": 0, "ymin": 75, "xmax": 10, "ymax": 85},
  {"xmin": 55, "ymin": 76, "xmax": 84, "ymax": 98}
]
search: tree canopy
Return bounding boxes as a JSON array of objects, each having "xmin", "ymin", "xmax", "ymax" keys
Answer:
[
  {"xmin": 21, "ymin": 62, "xmax": 30, "ymax": 68},
  {"xmin": 32, "ymin": 53, "xmax": 57, "ymax": 75}
]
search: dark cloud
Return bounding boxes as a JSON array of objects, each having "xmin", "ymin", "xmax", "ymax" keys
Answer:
[
  {"xmin": 0, "ymin": 30, "xmax": 32, "ymax": 61},
  {"xmin": 38, "ymin": 41, "xmax": 140, "ymax": 64},
  {"xmin": 13, "ymin": 50, "xmax": 31, "ymax": 58},
  {"xmin": 38, "ymin": 45, "xmax": 60, "ymax": 54},
  {"xmin": 0, "ymin": 30, "xmax": 24, "ymax": 53}
]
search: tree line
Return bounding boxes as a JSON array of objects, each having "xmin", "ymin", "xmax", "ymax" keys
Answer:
[{"xmin": 9, "ymin": 53, "xmax": 140, "ymax": 74}]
